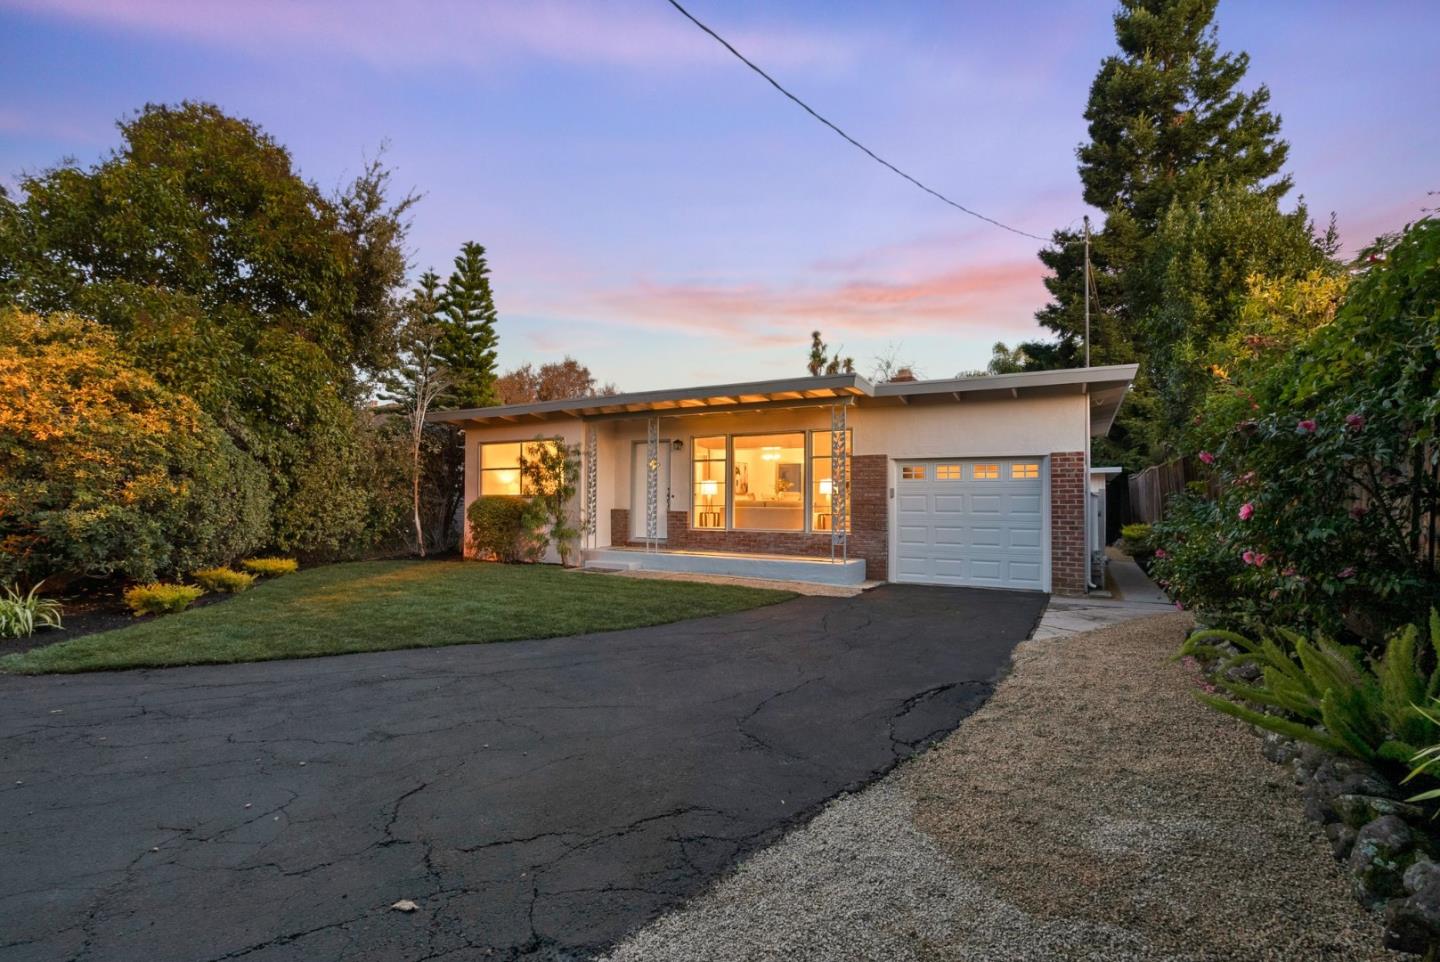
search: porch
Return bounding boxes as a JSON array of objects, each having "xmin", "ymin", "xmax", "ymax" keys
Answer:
[{"xmin": 582, "ymin": 546, "xmax": 867, "ymax": 586}]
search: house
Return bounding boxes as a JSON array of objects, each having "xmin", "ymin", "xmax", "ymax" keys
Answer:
[{"xmin": 429, "ymin": 364, "xmax": 1137, "ymax": 594}]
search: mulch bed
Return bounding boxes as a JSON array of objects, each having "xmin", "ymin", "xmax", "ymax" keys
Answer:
[{"xmin": 4, "ymin": 590, "xmax": 237, "ymax": 656}]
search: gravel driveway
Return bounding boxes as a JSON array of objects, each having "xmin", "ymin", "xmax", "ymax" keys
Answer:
[
  {"xmin": 0, "ymin": 584, "xmax": 1042, "ymax": 962},
  {"xmin": 603, "ymin": 614, "xmax": 1403, "ymax": 962}
]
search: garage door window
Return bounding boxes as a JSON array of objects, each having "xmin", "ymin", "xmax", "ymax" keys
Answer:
[
  {"xmin": 973, "ymin": 463, "xmax": 1000, "ymax": 480},
  {"xmin": 936, "ymin": 464, "xmax": 962, "ymax": 480},
  {"xmin": 901, "ymin": 465, "xmax": 925, "ymax": 480},
  {"xmin": 1011, "ymin": 462, "xmax": 1040, "ymax": 479}
]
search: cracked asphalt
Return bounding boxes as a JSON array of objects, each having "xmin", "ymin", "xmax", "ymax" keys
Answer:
[{"xmin": 0, "ymin": 584, "xmax": 1043, "ymax": 962}]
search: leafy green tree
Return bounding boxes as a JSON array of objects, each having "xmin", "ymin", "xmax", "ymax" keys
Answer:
[
  {"xmin": 519, "ymin": 438, "xmax": 582, "ymax": 567},
  {"xmin": 806, "ymin": 330, "xmax": 853, "ymax": 376},
  {"xmin": 438, "ymin": 242, "xmax": 501, "ymax": 408},
  {"xmin": 0, "ymin": 102, "xmax": 416, "ymax": 559},
  {"xmin": 382, "ymin": 273, "xmax": 452, "ymax": 556}
]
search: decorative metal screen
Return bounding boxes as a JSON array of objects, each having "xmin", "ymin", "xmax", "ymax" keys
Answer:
[
  {"xmin": 645, "ymin": 416, "xmax": 660, "ymax": 551},
  {"xmin": 584, "ymin": 423, "xmax": 597, "ymax": 548},
  {"xmin": 830, "ymin": 403, "xmax": 849, "ymax": 561}
]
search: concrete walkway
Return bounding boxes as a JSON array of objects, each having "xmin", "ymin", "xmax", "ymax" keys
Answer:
[{"xmin": 1032, "ymin": 551, "xmax": 1172, "ymax": 640}]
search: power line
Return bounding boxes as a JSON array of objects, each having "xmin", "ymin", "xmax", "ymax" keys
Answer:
[{"xmin": 666, "ymin": 0, "xmax": 1052, "ymax": 243}]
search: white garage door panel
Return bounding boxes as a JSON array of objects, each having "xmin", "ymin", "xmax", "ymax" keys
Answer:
[{"xmin": 894, "ymin": 458, "xmax": 1046, "ymax": 591}]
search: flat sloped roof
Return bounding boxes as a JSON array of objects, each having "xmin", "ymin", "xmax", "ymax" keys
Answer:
[{"xmin": 428, "ymin": 364, "xmax": 1138, "ymax": 436}]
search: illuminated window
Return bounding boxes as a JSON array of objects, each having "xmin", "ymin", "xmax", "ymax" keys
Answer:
[
  {"xmin": 901, "ymin": 465, "xmax": 925, "ymax": 480},
  {"xmin": 810, "ymin": 430, "xmax": 851, "ymax": 533},
  {"xmin": 692, "ymin": 436, "xmax": 727, "ymax": 528},
  {"xmin": 936, "ymin": 464, "xmax": 962, "ymax": 480},
  {"xmin": 1011, "ymin": 462, "xmax": 1040, "ymax": 479},
  {"xmin": 733, "ymin": 433, "xmax": 805, "ymax": 531},
  {"xmin": 479, "ymin": 441, "xmax": 555, "ymax": 496},
  {"xmin": 973, "ymin": 464, "xmax": 1000, "ymax": 480}
]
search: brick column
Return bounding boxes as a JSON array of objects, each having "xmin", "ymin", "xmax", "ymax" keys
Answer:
[
  {"xmin": 849, "ymin": 454, "xmax": 888, "ymax": 581},
  {"xmin": 1049, "ymin": 451, "xmax": 1087, "ymax": 596}
]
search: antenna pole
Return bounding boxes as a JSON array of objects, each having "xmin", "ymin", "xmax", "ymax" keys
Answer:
[{"xmin": 1083, "ymin": 215, "xmax": 1091, "ymax": 368}]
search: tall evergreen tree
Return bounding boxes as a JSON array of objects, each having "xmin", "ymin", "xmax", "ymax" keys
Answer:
[
  {"xmin": 1028, "ymin": 0, "xmax": 1313, "ymax": 464},
  {"xmin": 437, "ymin": 241, "xmax": 500, "ymax": 408}
]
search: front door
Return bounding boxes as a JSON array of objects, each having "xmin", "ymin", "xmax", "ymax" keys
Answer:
[{"xmin": 631, "ymin": 441, "xmax": 671, "ymax": 539}]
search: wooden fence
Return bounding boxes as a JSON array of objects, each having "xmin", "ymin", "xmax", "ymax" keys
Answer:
[{"xmin": 1126, "ymin": 459, "xmax": 1194, "ymax": 525}]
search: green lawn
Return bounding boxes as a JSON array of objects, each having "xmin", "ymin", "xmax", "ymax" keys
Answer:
[{"xmin": 1, "ymin": 561, "xmax": 796, "ymax": 674}]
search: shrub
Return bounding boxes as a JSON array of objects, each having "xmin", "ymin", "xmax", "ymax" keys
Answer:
[
  {"xmin": 0, "ymin": 310, "xmax": 271, "ymax": 586},
  {"xmin": 1119, "ymin": 522, "xmax": 1155, "ymax": 556},
  {"xmin": 0, "ymin": 584, "xmax": 63, "ymax": 639},
  {"xmin": 240, "ymin": 557, "xmax": 298, "ymax": 577},
  {"xmin": 467, "ymin": 496, "xmax": 531, "ymax": 563},
  {"xmin": 1182, "ymin": 611, "xmax": 1440, "ymax": 767},
  {"xmin": 519, "ymin": 437, "xmax": 582, "ymax": 566},
  {"xmin": 191, "ymin": 567, "xmax": 256, "ymax": 593},
  {"xmin": 1156, "ymin": 215, "xmax": 1440, "ymax": 644},
  {"xmin": 124, "ymin": 583, "xmax": 205, "ymax": 616}
]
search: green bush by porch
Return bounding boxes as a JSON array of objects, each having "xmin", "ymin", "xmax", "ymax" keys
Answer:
[{"xmin": 0, "ymin": 561, "xmax": 794, "ymax": 674}]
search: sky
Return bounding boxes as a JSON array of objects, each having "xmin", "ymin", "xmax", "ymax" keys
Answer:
[{"xmin": 2, "ymin": 1, "xmax": 1436, "ymax": 390}]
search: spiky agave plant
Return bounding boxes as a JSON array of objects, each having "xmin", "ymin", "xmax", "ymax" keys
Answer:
[{"xmin": 0, "ymin": 583, "xmax": 64, "ymax": 640}]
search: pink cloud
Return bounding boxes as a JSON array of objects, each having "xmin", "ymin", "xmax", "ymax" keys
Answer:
[
  {"xmin": 568, "ymin": 257, "xmax": 1047, "ymax": 343},
  {"xmin": 2, "ymin": 0, "xmax": 860, "ymax": 73}
]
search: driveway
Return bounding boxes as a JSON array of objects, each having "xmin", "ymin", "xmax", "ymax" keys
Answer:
[{"xmin": 0, "ymin": 584, "xmax": 1043, "ymax": 962}]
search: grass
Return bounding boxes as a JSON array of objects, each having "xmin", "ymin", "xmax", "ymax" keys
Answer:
[{"xmin": 0, "ymin": 561, "xmax": 796, "ymax": 674}]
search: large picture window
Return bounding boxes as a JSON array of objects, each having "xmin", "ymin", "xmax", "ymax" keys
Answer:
[
  {"xmin": 810, "ymin": 430, "xmax": 852, "ymax": 532},
  {"xmin": 479, "ymin": 441, "xmax": 554, "ymax": 496},
  {"xmin": 732, "ymin": 433, "xmax": 805, "ymax": 531}
]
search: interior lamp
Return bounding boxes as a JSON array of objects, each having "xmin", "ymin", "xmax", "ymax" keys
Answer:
[
  {"xmin": 819, "ymin": 479, "xmax": 833, "ymax": 496},
  {"xmin": 497, "ymin": 470, "xmax": 518, "ymax": 487},
  {"xmin": 700, "ymin": 480, "xmax": 718, "ymax": 496}
]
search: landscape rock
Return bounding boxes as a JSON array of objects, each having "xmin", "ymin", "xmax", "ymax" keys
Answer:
[
  {"xmin": 1384, "ymin": 872, "xmax": 1440, "ymax": 955},
  {"xmin": 1325, "ymin": 822, "xmax": 1358, "ymax": 860},
  {"xmin": 1224, "ymin": 660, "xmax": 1262, "ymax": 684},
  {"xmin": 1332, "ymin": 794, "xmax": 1428, "ymax": 830},
  {"xmin": 1303, "ymin": 756, "xmax": 1397, "ymax": 824},
  {"xmin": 1349, "ymin": 815, "xmax": 1418, "ymax": 905},
  {"xmin": 1404, "ymin": 857, "xmax": 1440, "ymax": 896},
  {"xmin": 1260, "ymin": 732, "xmax": 1301, "ymax": 766}
]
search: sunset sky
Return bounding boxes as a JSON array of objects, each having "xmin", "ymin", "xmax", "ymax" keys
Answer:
[{"xmin": 2, "ymin": 1, "xmax": 1436, "ymax": 390}]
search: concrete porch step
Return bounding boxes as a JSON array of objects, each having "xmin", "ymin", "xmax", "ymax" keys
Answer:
[{"xmin": 583, "ymin": 547, "xmax": 866, "ymax": 587}]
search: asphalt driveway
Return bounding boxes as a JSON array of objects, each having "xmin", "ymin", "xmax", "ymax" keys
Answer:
[{"xmin": 0, "ymin": 584, "xmax": 1043, "ymax": 962}]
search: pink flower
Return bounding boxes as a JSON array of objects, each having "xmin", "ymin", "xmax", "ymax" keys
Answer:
[
  {"xmin": 1238, "ymin": 502, "xmax": 1255, "ymax": 521},
  {"xmin": 1154, "ymin": 548, "xmax": 1168, "ymax": 559},
  {"xmin": 1337, "ymin": 566, "xmax": 1356, "ymax": 579},
  {"xmin": 1175, "ymin": 601, "xmax": 1185, "ymax": 611},
  {"xmin": 1242, "ymin": 550, "xmax": 1257, "ymax": 565},
  {"xmin": 1298, "ymin": 419, "xmax": 1317, "ymax": 433},
  {"xmin": 1254, "ymin": 553, "xmax": 1268, "ymax": 567},
  {"xmin": 1346, "ymin": 413, "xmax": 1366, "ymax": 431},
  {"xmin": 1349, "ymin": 503, "xmax": 1369, "ymax": 519},
  {"xmin": 1198, "ymin": 450, "xmax": 1215, "ymax": 465}
]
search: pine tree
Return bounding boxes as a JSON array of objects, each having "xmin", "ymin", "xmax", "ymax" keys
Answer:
[
  {"xmin": 1030, "ymin": 0, "xmax": 1308, "ymax": 464},
  {"xmin": 438, "ymin": 241, "xmax": 500, "ymax": 408},
  {"xmin": 1039, "ymin": 0, "xmax": 1292, "ymax": 351}
]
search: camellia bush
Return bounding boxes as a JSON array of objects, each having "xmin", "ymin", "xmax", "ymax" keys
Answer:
[{"xmin": 1151, "ymin": 214, "xmax": 1440, "ymax": 644}]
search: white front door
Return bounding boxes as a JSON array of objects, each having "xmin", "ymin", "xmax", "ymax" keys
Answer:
[
  {"xmin": 631, "ymin": 441, "xmax": 671, "ymax": 539},
  {"xmin": 893, "ymin": 458, "xmax": 1046, "ymax": 591}
]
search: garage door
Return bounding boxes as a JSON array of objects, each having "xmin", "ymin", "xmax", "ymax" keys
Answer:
[{"xmin": 894, "ymin": 458, "xmax": 1045, "ymax": 591}]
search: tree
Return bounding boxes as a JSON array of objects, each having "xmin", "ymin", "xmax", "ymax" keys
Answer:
[
  {"xmin": 382, "ymin": 273, "xmax": 451, "ymax": 557},
  {"xmin": 0, "ymin": 102, "xmax": 418, "ymax": 559},
  {"xmin": 869, "ymin": 343, "xmax": 919, "ymax": 382},
  {"xmin": 496, "ymin": 357, "xmax": 616, "ymax": 405},
  {"xmin": 806, "ymin": 331, "xmax": 853, "ymax": 376},
  {"xmin": 1030, "ymin": 0, "xmax": 1305, "ymax": 459},
  {"xmin": 519, "ymin": 439, "xmax": 581, "ymax": 567},
  {"xmin": 438, "ymin": 241, "xmax": 500, "ymax": 408}
]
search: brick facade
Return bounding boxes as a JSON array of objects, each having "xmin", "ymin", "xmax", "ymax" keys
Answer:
[
  {"xmin": 610, "ymin": 453, "xmax": 889, "ymax": 581},
  {"xmin": 1049, "ymin": 451, "xmax": 1088, "ymax": 596}
]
